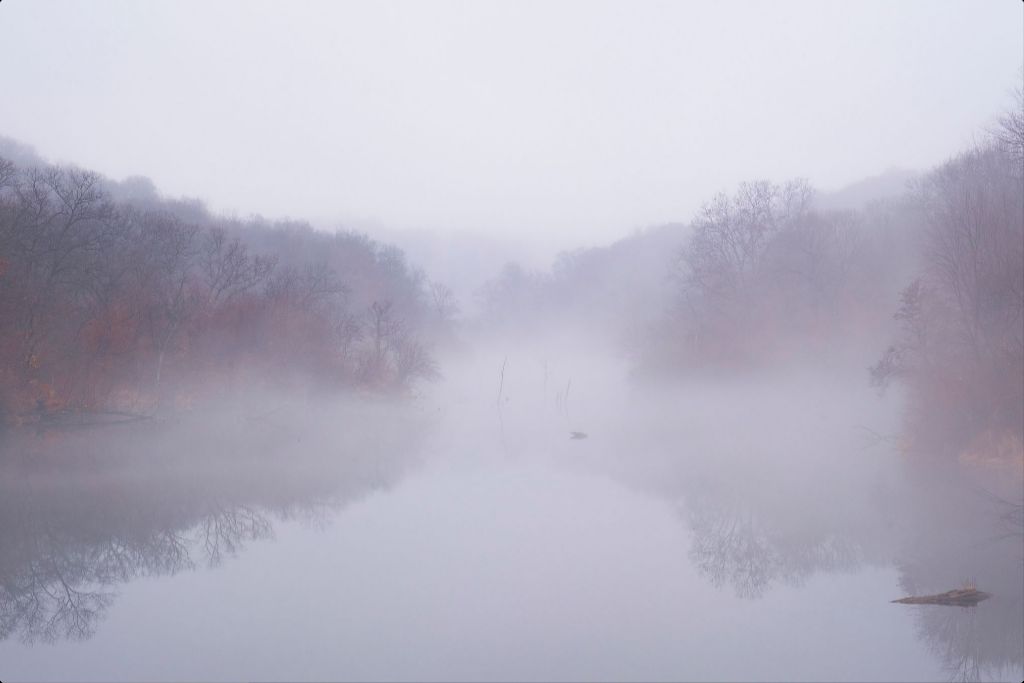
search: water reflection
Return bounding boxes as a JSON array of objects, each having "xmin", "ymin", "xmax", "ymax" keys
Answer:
[
  {"xmin": 0, "ymin": 401, "xmax": 426, "ymax": 644},
  {"xmin": 594, "ymin": 386, "xmax": 1023, "ymax": 683},
  {"xmin": 676, "ymin": 466, "xmax": 1022, "ymax": 681},
  {"xmin": 685, "ymin": 492, "xmax": 864, "ymax": 599},
  {"xmin": 0, "ymin": 381, "xmax": 1020, "ymax": 683},
  {"xmin": 912, "ymin": 598, "xmax": 1024, "ymax": 683},
  {"xmin": 895, "ymin": 485, "xmax": 1024, "ymax": 682}
]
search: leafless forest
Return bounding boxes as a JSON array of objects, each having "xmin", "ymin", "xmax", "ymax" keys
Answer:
[
  {"xmin": 0, "ymin": 3, "xmax": 1021, "ymax": 680},
  {"xmin": 2, "ymin": 98, "xmax": 1020, "ymax": 458}
]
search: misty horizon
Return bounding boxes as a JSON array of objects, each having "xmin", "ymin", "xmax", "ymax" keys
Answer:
[
  {"xmin": 0, "ymin": 2, "xmax": 1021, "ymax": 682},
  {"xmin": 1, "ymin": 1, "xmax": 1020, "ymax": 252}
]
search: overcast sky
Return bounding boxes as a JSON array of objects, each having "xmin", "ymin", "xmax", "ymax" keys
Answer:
[{"xmin": 1, "ymin": 0, "xmax": 1020, "ymax": 251}]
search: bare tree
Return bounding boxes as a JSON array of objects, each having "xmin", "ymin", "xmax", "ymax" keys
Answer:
[
  {"xmin": 129, "ymin": 211, "xmax": 202, "ymax": 390},
  {"xmin": 200, "ymin": 227, "xmax": 275, "ymax": 307},
  {"xmin": 676, "ymin": 179, "xmax": 812, "ymax": 313},
  {"xmin": 873, "ymin": 140, "xmax": 1024, "ymax": 457},
  {"xmin": 991, "ymin": 80, "xmax": 1024, "ymax": 165},
  {"xmin": 429, "ymin": 281, "xmax": 459, "ymax": 324}
]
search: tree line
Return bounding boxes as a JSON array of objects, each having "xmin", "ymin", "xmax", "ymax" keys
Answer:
[
  {"xmin": 478, "ymin": 94, "xmax": 1023, "ymax": 465},
  {"xmin": 659, "ymin": 102, "xmax": 1021, "ymax": 463},
  {"xmin": 0, "ymin": 156, "xmax": 445, "ymax": 427}
]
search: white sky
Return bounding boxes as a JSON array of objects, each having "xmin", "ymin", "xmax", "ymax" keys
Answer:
[{"xmin": 1, "ymin": 1, "xmax": 1021, "ymax": 250}]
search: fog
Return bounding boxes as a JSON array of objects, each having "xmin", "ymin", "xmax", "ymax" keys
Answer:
[
  {"xmin": 1, "ymin": 1, "xmax": 1020, "ymax": 251},
  {"xmin": 0, "ymin": 340, "xmax": 1020, "ymax": 681},
  {"xmin": 1, "ymin": 2, "xmax": 1023, "ymax": 682}
]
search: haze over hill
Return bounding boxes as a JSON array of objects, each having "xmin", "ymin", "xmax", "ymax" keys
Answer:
[
  {"xmin": 1, "ymin": 1, "xmax": 1020, "ymax": 249},
  {"xmin": 0, "ymin": 2, "xmax": 1022, "ymax": 681}
]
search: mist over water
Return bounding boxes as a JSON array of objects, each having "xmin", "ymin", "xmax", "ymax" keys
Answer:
[
  {"xmin": 1, "ymin": 2, "xmax": 1023, "ymax": 681},
  {"xmin": 0, "ymin": 336, "xmax": 1020, "ymax": 681}
]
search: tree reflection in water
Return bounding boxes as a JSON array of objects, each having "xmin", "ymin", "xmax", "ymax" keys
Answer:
[
  {"xmin": 0, "ymin": 401, "xmax": 426, "ymax": 644},
  {"xmin": 686, "ymin": 494, "xmax": 863, "ymax": 599},
  {"xmin": 676, "ymin": 465, "xmax": 1022, "ymax": 682},
  {"xmin": 896, "ymin": 483, "xmax": 1023, "ymax": 683}
]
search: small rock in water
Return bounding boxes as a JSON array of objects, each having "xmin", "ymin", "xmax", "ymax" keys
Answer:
[{"xmin": 569, "ymin": 431, "xmax": 588, "ymax": 440}]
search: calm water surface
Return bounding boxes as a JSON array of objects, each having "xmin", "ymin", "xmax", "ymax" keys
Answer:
[{"xmin": 1, "ymin": 350, "xmax": 1020, "ymax": 681}]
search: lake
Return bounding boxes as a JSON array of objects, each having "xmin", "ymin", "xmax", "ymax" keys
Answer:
[{"xmin": 1, "ymin": 346, "xmax": 1021, "ymax": 682}]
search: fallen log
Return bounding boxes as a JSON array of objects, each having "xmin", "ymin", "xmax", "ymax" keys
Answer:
[{"xmin": 891, "ymin": 588, "xmax": 991, "ymax": 606}]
